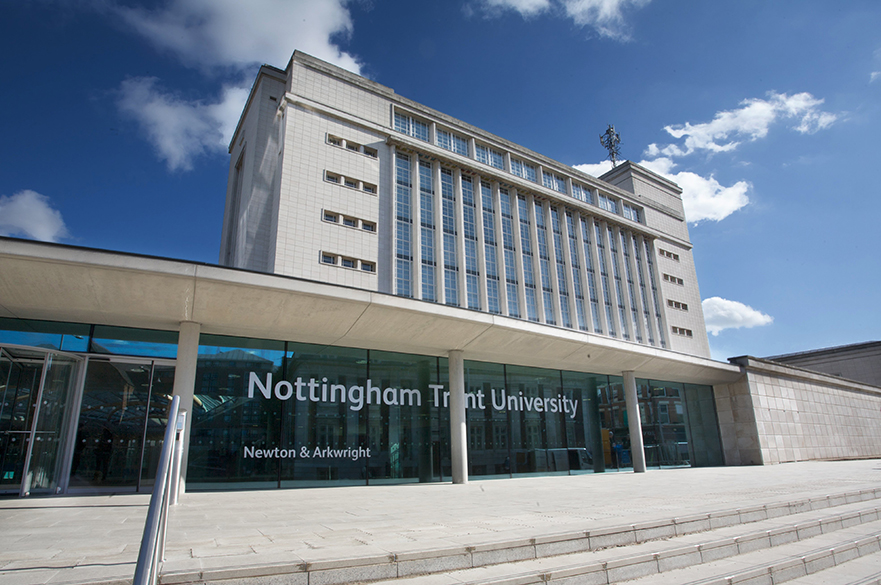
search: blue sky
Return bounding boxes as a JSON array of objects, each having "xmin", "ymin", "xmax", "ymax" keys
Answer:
[{"xmin": 1, "ymin": 0, "xmax": 879, "ymax": 360}]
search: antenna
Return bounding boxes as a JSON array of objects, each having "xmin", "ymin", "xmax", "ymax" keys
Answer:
[{"xmin": 600, "ymin": 125, "xmax": 622, "ymax": 167}]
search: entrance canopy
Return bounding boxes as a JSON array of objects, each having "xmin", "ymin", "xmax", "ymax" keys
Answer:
[{"xmin": 0, "ymin": 238, "xmax": 741, "ymax": 384}]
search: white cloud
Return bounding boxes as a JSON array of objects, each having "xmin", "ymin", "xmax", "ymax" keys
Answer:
[
  {"xmin": 110, "ymin": 0, "xmax": 361, "ymax": 74},
  {"xmin": 870, "ymin": 71, "xmax": 881, "ymax": 83},
  {"xmin": 479, "ymin": 0, "xmax": 551, "ymax": 17},
  {"xmin": 475, "ymin": 0, "xmax": 649, "ymax": 39},
  {"xmin": 0, "ymin": 190, "xmax": 70, "ymax": 242},
  {"xmin": 702, "ymin": 297, "xmax": 773, "ymax": 337},
  {"xmin": 560, "ymin": 0, "xmax": 650, "ymax": 40},
  {"xmin": 574, "ymin": 158, "xmax": 749, "ymax": 223},
  {"xmin": 640, "ymin": 157, "xmax": 750, "ymax": 223},
  {"xmin": 648, "ymin": 92, "xmax": 838, "ymax": 158},
  {"xmin": 573, "ymin": 161, "xmax": 614, "ymax": 177},
  {"xmin": 117, "ymin": 77, "xmax": 250, "ymax": 171}
]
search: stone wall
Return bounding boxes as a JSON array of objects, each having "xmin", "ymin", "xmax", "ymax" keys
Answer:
[{"xmin": 714, "ymin": 357, "xmax": 881, "ymax": 466}]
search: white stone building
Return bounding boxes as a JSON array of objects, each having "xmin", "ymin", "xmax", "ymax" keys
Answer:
[{"xmin": 220, "ymin": 51, "xmax": 711, "ymax": 358}]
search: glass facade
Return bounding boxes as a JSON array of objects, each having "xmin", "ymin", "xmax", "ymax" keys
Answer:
[{"xmin": 1, "ymin": 319, "xmax": 724, "ymax": 494}]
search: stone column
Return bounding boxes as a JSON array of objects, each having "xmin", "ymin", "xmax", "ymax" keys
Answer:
[
  {"xmin": 172, "ymin": 321, "xmax": 201, "ymax": 493},
  {"xmin": 448, "ymin": 350, "xmax": 468, "ymax": 484},
  {"xmin": 623, "ymin": 370, "xmax": 646, "ymax": 473}
]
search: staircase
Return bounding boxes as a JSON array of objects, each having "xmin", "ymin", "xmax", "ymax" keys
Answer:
[{"xmin": 160, "ymin": 487, "xmax": 881, "ymax": 585}]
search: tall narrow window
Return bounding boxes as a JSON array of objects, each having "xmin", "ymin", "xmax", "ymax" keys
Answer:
[
  {"xmin": 419, "ymin": 161, "xmax": 436, "ymax": 302},
  {"xmin": 608, "ymin": 226, "xmax": 630, "ymax": 340},
  {"xmin": 580, "ymin": 217, "xmax": 602, "ymax": 334},
  {"xmin": 620, "ymin": 231, "xmax": 642, "ymax": 343},
  {"xmin": 441, "ymin": 168, "xmax": 459, "ymax": 306},
  {"xmin": 633, "ymin": 235, "xmax": 654, "ymax": 345},
  {"xmin": 534, "ymin": 202, "xmax": 555, "ymax": 325},
  {"xmin": 543, "ymin": 172, "xmax": 566, "ymax": 194},
  {"xmin": 550, "ymin": 207, "xmax": 572, "ymax": 328},
  {"xmin": 595, "ymin": 222, "xmax": 616, "ymax": 337},
  {"xmin": 572, "ymin": 184, "xmax": 592, "ymax": 204},
  {"xmin": 644, "ymin": 239, "xmax": 666, "ymax": 348},
  {"xmin": 566, "ymin": 212, "xmax": 588, "ymax": 331},
  {"xmin": 518, "ymin": 196, "xmax": 539, "ymax": 322},
  {"xmin": 462, "ymin": 177, "xmax": 480, "ymax": 310},
  {"xmin": 499, "ymin": 189, "xmax": 519, "ymax": 318},
  {"xmin": 481, "ymin": 182, "xmax": 501, "ymax": 314},
  {"xmin": 395, "ymin": 153, "xmax": 413, "ymax": 297}
]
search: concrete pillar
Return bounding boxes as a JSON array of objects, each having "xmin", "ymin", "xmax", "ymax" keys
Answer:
[
  {"xmin": 172, "ymin": 321, "xmax": 201, "ymax": 493},
  {"xmin": 623, "ymin": 371, "xmax": 646, "ymax": 473},
  {"xmin": 448, "ymin": 350, "xmax": 468, "ymax": 484}
]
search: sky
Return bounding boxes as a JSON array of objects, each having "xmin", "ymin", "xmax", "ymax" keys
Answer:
[{"xmin": 1, "ymin": 0, "xmax": 879, "ymax": 361}]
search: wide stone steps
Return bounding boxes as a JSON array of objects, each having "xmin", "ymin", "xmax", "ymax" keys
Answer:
[
  {"xmin": 359, "ymin": 511, "xmax": 881, "ymax": 585},
  {"xmin": 159, "ymin": 487, "xmax": 881, "ymax": 585}
]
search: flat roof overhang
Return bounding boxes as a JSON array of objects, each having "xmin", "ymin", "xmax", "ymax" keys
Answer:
[{"xmin": 0, "ymin": 239, "xmax": 742, "ymax": 384}]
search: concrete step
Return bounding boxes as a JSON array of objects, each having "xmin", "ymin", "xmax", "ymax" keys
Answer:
[
  {"xmin": 784, "ymin": 550, "xmax": 881, "ymax": 585},
  {"xmin": 361, "ymin": 517, "xmax": 881, "ymax": 585},
  {"xmin": 623, "ymin": 521, "xmax": 881, "ymax": 585},
  {"xmin": 158, "ymin": 488, "xmax": 881, "ymax": 585}
]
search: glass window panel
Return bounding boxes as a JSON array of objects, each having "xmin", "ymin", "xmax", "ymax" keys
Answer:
[
  {"xmin": 463, "ymin": 361, "xmax": 509, "ymax": 479},
  {"xmin": 90, "ymin": 326, "xmax": 178, "ymax": 358},
  {"xmin": 187, "ymin": 337, "xmax": 285, "ymax": 489},
  {"xmin": 0, "ymin": 318, "xmax": 90, "ymax": 352}
]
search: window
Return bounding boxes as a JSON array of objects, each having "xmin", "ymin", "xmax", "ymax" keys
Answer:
[
  {"xmin": 344, "ymin": 178, "xmax": 358, "ymax": 189},
  {"xmin": 476, "ymin": 144, "xmax": 504, "ymax": 169},
  {"xmin": 341, "ymin": 257, "xmax": 357, "ymax": 269},
  {"xmin": 598, "ymin": 193, "xmax": 618, "ymax": 213},
  {"xmin": 363, "ymin": 146, "xmax": 377, "ymax": 158},
  {"xmin": 659, "ymin": 248, "xmax": 680, "ymax": 261},
  {"xmin": 436, "ymin": 129, "xmax": 468, "ymax": 156},
  {"xmin": 342, "ymin": 216, "xmax": 357, "ymax": 228},
  {"xmin": 362, "ymin": 183, "xmax": 376, "ymax": 194},
  {"xmin": 327, "ymin": 135, "xmax": 342, "ymax": 146},
  {"xmin": 511, "ymin": 159, "xmax": 537, "ymax": 182},
  {"xmin": 671, "ymin": 326, "xmax": 693, "ymax": 337},
  {"xmin": 327, "ymin": 134, "xmax": 377, "ymax": 158},
  {"xmin": 323, "ymin": 211, "xmax": 339, "ymax": 223},
  {"xmin": 623, "ymin": 203, "xmax": 640, "ymax": 222},
  {"xmin": 542, "ymin": 171, "xmax": 567, "ymax": 194},
  {"xmin": 325, "ymin": 171, "xmax": 340, "ymax": 184},
  {"xmin": 663, "ymin": 273, "xmax": 684, "ymax": 285},
  {"xmin": 321, "ymin": 253, "xmax": 336, "ymax": 265},
  {"xmin": 362, "ymin": 221, "xmax": 376, "ymax": 232},
  {"xmin": 346, "ymin": 142, "xmax": 359, "ymax": 152},
  {"xmin": 393, "ymin": 111, "xmax": 429, "ymax": 141},
  {"xmin": 361, "ymin": 261, "xmax": 375, "ymax": 272},
  {"xmin": 667, "ymin": 299, "xmax": 688, "ymax": 311},
  {"xmin": 572, "ymin": 184, "xmax": 593, "ymax": 204}
]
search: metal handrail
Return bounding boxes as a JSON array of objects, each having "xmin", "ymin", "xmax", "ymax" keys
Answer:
[{"xmin": 133, "ymin": 395, "xmax": 182, "ymax": 585}]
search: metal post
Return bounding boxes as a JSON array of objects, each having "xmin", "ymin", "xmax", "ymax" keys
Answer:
[{"xmin": 170, "ymin": 411, "xmax": 187, "ymax": 506}]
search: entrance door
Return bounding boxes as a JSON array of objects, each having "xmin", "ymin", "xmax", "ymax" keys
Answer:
[
  {"xmin": 69, "ymin": 359, "xmax": 175, "ymax": 491},
  {"xmin": 0, "ymin": 347, "xmax": 80, "ymax": 496}
]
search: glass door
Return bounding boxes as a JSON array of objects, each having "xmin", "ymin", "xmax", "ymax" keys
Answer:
[
  {"xmin": 0, "ymin": 347, "xmax": 81, "ymax": 496},
  {"xmin": 69, "ymin": 358, "xmax": 174, "ymax": 492}
]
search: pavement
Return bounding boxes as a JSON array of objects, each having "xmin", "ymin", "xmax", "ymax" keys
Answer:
[{"xmin": 2, "ymin": 459, "xmax": 881, "ymax": 585}]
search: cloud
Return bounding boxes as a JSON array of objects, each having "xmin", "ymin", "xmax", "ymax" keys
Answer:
[
  {"xmin": 702, "ymin": 297, "xmax": 773, "ymax": 336},
  {"xmin": 560, "ymin": 0, "xmax": 650, "ymax": 40},
  {"xmin": 474, "ymin": 0, "xmax": 650, "ymax": 40},
  {"xmin": 0, "ymin": 190, "xmax": 70, "ymax": 242},
  {"xmin": 647, "ymin": 92, "xmax": 838, "ymax": 158},
  {"xmin": 871, "ymin": 71, "xmax": 881, "ymax": 83},
  {"xmin": 117, "ymin": 77, "xmax": 250, "ymax": 171},
  {"xmin": 640, "ymin": 158, "xmax": 750, "ymax": 223},
  {"xmin": 478, "ymin": 0, "xmax": 551, "ymax": 17},
  {"xmin": 109, "ymin": 0, "xmax": 361, "ymax": 74},
  {"xmin": 574, "ymin": 158, "xmax": 749, "ymax": 223}
]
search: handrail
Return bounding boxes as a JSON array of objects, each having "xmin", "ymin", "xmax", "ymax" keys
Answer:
[{"xmin": 133, "ymin": 395, "xmax": 182, "ymax": 585}]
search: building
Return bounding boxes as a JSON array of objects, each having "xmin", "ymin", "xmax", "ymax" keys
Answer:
[
  {"xmin": 1, "ymin": 52, "xmax": 879, "ymax": 498},
  {"xmin": 764, "ymin": 341, "xmax": 881, "ymax": 387}
]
